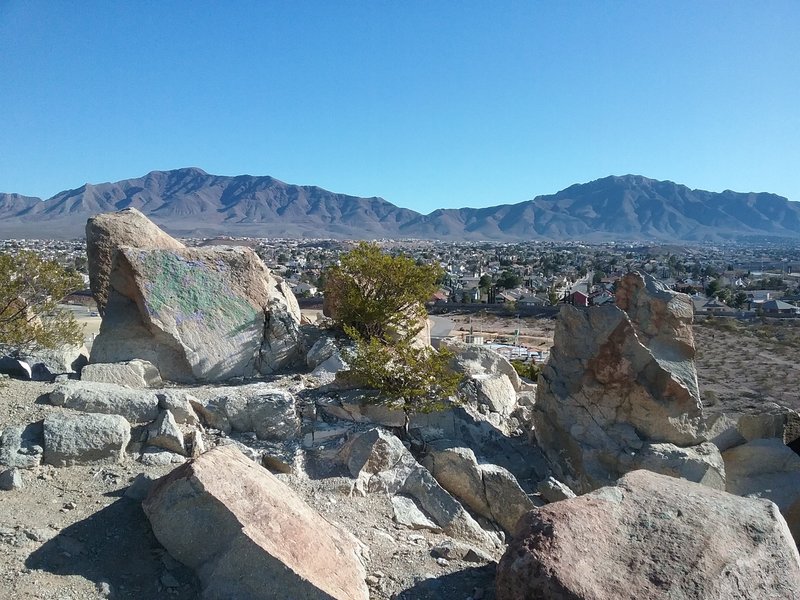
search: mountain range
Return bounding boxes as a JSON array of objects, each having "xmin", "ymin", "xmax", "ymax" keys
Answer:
[{"xmin": 1, "ymin": 168, "xmax": 798, "ymax": 241}]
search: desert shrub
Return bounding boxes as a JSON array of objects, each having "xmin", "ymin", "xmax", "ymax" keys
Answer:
[
  {"xmin": 0, "ymin": 250, "xmax": 83, "ymax": 353},
  {"xmin": 324, "ymin": 242, "xmax": 441, "ymax": 340},
  {"xmin": 327, "ymin": 244, "xmax": 460, "ymax": 429},
  {"xmin": 343, "ymin": 327, "xmax": 462, "ymax": 428},
  {"xmin": 511, "ymin": 359, "xmax": 541, "ymax": 381}
]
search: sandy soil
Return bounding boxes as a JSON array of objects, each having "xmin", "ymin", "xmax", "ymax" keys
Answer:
[{"xmin": 445, "ymin": 314, "xmax": 556, "ymax": 353}]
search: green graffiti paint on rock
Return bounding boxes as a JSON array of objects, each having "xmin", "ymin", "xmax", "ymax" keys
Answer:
[{"xmin": 136, "ymin": 250, "xmax": 258, "ymax": 330}]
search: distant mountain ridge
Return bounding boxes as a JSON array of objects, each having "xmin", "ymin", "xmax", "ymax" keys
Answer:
[{"xmin": 1, "ymin": 168, "xmax": 797, "ymax": 241}]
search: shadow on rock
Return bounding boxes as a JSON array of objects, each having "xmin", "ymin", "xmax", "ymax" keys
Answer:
[
  {"xmin": 395, "ymin": 564, "xmax": 497, "ymax": 600},
  {"xmin": 25, "ymin": 497, "xmax": 200, "ymax": 600}
]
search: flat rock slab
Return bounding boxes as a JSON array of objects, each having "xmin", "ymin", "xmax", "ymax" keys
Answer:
[
  {"xmin": 43, "ymin": 413, "xmax": 130, "ymax": 467},
  {"xmin": 81, "ymin": 359, "xmax": 163, "ymax": 388},
  {"xmin": 496, "ymin": 469, "xmax": 800, "ymax": 600},
  {"xmin": 50, "ymin": 380, "xmax": 160, "ymax": 423},
  {"xmin": 143, "ymin": 444, "xmax": 369, "ymax": 600}
]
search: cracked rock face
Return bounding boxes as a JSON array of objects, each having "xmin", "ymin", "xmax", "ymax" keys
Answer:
[
  {"xmin": 533, "ymin": 272, "xmax": 710, "ymax": 493},
  {"xmin": 88, "ymin": 210, "xmax": 301, "ymax": 382}
]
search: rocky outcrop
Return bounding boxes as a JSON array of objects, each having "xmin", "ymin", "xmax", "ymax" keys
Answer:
[
  {"xmin": 86, "ymin": 207, "xmax": 185, "ymax": 316},
  {"xmin": 143, "ymin": 444, "xmax": 369, "ymax": 600},
  {"xmin": 81, "ymin": 359, "xmax": 163, "ymax": 388},
  {"xmin": 341, "ymin": 428, "xmax": 497, "ymax": 547},
  {"xmin": 533, "ymin": 272, "xmax": 712, "ymax": 493},
  {"xmin": 88, "ymin": 214, "xmax": 302, "ymax": 382},
  {"xmin": 42, "ymin": 413, "xmax": 130, "ymax": 467},
  {"xmin": 496, "ymin": 469, "xmax": 800, "ymax": 600}
]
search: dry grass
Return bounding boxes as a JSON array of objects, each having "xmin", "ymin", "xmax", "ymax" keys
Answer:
[{"xmin": 693, "ymin": 318, "xmax": 800, "ymax": 412}]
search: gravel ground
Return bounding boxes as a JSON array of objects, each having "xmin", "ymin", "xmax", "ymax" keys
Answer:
[{"xmin": 0, "ymin": 377, "xmax": 499, "ymax": 600}]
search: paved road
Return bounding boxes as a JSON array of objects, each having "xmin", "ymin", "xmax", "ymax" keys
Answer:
[
  {"xmin": 570, "ymin": 270, "xmax": 593, "ymax": 294},
  {"xmin": 430, "ymin": 315, "xmax": 455, "ymax": 338}
]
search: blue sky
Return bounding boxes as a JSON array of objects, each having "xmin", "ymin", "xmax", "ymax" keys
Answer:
[{"xmin": 1, "ymin": 1, "xmax": 798, "ymax": 211}]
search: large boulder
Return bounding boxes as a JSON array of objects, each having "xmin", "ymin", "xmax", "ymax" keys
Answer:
[
  {"xmin": 496, "ymin": 469, "xmax": 800, "ymax": 600},
  {"xmin": 89, "ymin": 240, "xmax": 302, "ymax": 382},
  {"xmin": 533, "ymin": 272, "xmax": 710, "ymax": 493},
  {"xmin": 723, "ymin": 438, "xmax": 800, "ymax": 542},
  {"xmin": 706, "ymin": 401, "xmax": 800, "ymax": 452},
  {"xmin": 442, "ymin": 339, "xmax": 522, "ymax": 392},
  {"xmin": 50, "ymin": 380, "xmax": 160, "ymax": 423},
  {"xmin": 86, "ymin": 207, "xmax": 185, "ymax": 316},
  {"xmin": 422, "ymin": 441, "xmax": 535, "ymax": 533},
  {"xmin": 143, "ymin": 445, "xmax": 369, "ymax": 600},
  {"xmin": 43, "ymin": 413, "xmax": 130, "ymax": 467}
]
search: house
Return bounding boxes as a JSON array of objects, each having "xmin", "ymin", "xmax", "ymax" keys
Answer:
[
  {"xmin": 292, "ymin": 282, "xmax": 317, "ymax": 297},
  {"xmin": 701, "ymin": 298, "xmax": 733, "ymax": 315},
  {"xmin": 761, "ymin": 299, "xmax": 800, "ymax": 316},
  {"xmin": 589, "ymin": 290, "xmax": 615, "ymax": 306},
  {"xmin": 518, "ymin": 294, "xmax": 548, "ymax": 307},
  {"xmin": 495, "ymin": 291, "xmax": 518, "ymax": 304},
  {"xmin": 565, "ymin": 290, "xmax": 589, "ymax": 307}
]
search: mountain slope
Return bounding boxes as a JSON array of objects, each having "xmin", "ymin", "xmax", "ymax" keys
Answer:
[{"xmin": 0, "ymin": 170, "xmax": 797, "ymax": 241}]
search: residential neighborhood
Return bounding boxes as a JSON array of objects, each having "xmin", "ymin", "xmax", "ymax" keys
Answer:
[{"xmin": 5, "ymin": 236, "xmax": 800, "ymax": 318}]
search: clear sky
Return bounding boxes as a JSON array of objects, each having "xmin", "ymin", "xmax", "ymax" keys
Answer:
[{"xmin": 1, "ymin": 1, "xmax": 798, "ymax": 211}]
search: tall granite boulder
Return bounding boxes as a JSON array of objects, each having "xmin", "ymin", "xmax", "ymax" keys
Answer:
[
  {"xmin": 86, "ymin": 208, "xmax": 185, "ymax": 316},
  {"xmin": 496, "ymin": 470, "xmax": 800, "ymax": 600},
  {"xmin": 88, "ymin": 211, "xmax": 302, "ymax": 382},
  {"xmin": 143, "ymin": 445, "xmax": 369, "ymax": 600},
  {"xmin": 533, "ymin": 272, "xmax": 711, "ymax": 493}
]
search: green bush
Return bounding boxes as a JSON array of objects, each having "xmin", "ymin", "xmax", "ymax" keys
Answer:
[
  {"xmin": 344, "ymin": 327, "xmax": 462, "ymax": 429},
  {"xmin": 0, "ymin": 251, "xmax": 83, "ymax": 353},
  {"xmin": 511, "ymin": 359, "xmax": 541, "ymax": 381},
  {"xmin": 325, "ymin": 242, "xmax": 441, "ymax": 341},
  {"xmin": 326, "ymin": 243, "xmax": 460, "ymax": 430}
]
